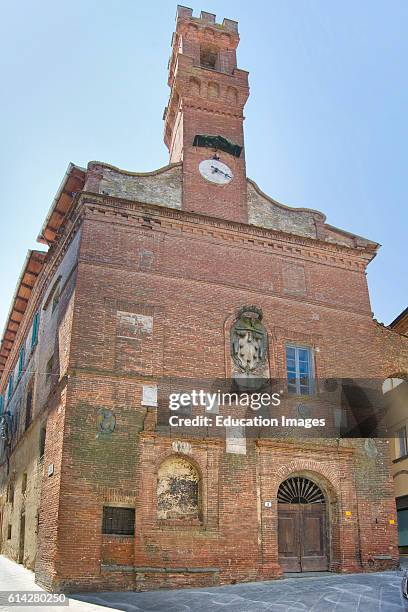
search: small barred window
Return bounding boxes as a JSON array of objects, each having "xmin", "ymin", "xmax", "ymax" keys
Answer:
[{"xmin": 102, "ymin": 506, "xmax": 135, "ymax": 536}]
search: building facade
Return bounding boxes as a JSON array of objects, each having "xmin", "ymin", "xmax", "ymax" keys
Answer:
[
  {"xmin": 386, "ymin": 310, "xmax": 408, "ymax": 551},
  {"xmin": 1, "ymin": 6, "xmax": 408, "ymax": 592}
]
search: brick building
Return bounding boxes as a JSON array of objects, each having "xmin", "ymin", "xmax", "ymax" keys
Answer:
[{"xmin": 1, "ymin": 5, "xmax": 408, "ymax": 593}]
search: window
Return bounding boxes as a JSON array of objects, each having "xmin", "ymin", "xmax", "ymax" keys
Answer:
[
  {"xmin": 7, "ymin": 525, "xmax": 11, "ymax": 540},
  {"xmin": 39, "ymin": 424, "xmax": 46, "ymax": 459},
  {"xmin": 51, "ymin": 287, "xmax": 60, "ymax": 313},
  {"xmin": 397, "ymin": 427, "xmax": 408, "ymax": 459},
  {"xmin": 383, "ymin": 377, "xmax": 405, "ymax": 394},
  {"xmin": 25, "ymin": 388, "xmax": 33, "ymax": 431},
  {"xmin": 7, "ymin": 375, "xmax": 13, "ymax": 402},
  {"xmin": 18, "ymin": 347, "xmax": 25, "ymax": 378},
  {"xmin": 22, "ymin": 473, "xmax": 27, "ymax": 494},
  {"xmin": 46, "ymin": 355, "xmax": 54, "ymax": 383},
  {"xmin": 31, "ymin": 312, "xmax": 40, "ymax": 349},
  {"xmin": 200, "ymin": 45, "xmax": 218, "ymax": 69},
  {"xmin": 6, "ymin": 481, "xmax": 14, "ymax": 505},
  {"xmin": 102, "ymin": 506, "xmax": 135, "ymax": 535},
  {"xmin": 286, "ymin": 345, "xmax": 314, "ymax": 395}
]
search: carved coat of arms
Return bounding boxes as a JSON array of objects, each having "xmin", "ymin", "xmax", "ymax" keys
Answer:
[
  {"xmin": 231, "ymin": 306, "xmax": 268, "ymax": 373},
  {"xmin": 96, "ymin": 408, "xmax": 116, "ymax": 435}
]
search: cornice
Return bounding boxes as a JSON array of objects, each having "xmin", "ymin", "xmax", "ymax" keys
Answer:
[
  {"xmin": 0, "ymin": 211, "xmax": 83, "ymax": 388},
  {"xmin": 182, "ymin": 101, "xmax": 244, "ymax": 119},
  {"xmin": 139, "ymin": 431, "xmax": 224, "ymax": 446},
  {"xmin": 255, "ymin": 439, "xmax": 355, "ymax": 456},
  {"xmin": 77, "ymin": 192, "xmax": 374, "ymax": 269}
]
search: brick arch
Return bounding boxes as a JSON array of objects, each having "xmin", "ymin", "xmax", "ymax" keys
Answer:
[
  {"xmin": 272, "ymin": 459, "xmax": 341, "ymax": 502},
  {"xmin": 394, "ymin": 470, "xmax": 408, "ymax": 478},
  {"xmin": 385, "ymin": 371, "xmax": 408, "ymax": 380},
  {"xmin": 207, "ymin": 81, "xmax": 220, "ymax": 99},
  {"xmin": 189, "ymin": 76, "xmax": 201, "ymax": 97},
  {"xmin": 226, "ymin": 86, "xmax": 238, "ymax": 105},
  {"xmin": 153, "ymin": 449, "xmax": 203, "ymax": 479},
  {"xmin": 156, "ymin": 454, "xmax": 202, "ymax": 521}
]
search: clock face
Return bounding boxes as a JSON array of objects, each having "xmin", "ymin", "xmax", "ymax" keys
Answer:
[{"xmin": 199, "ymin": 159, "xmax": 234, "ymax": 185}]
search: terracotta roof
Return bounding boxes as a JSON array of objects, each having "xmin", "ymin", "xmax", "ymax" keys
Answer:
[
  {"xmin": 37, "ymin": 163, "xmax": 86, "ymax": 245},
  {"xmin": 0, "ymin": 250, "xmax": 47, "ymax": 376}
]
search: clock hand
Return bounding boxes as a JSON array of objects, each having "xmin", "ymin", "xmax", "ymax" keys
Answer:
[{"xmin": 211, "ymin": 165, "xmax": 231, "ymax": 179}]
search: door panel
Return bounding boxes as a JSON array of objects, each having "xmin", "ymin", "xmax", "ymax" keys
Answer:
[
  {"xmin": 278, "ymin": 503, "xmax": 328, "ymax": 572},
  {"xmin": 278, "ymin": 504, "xmax": 301, "ymax": 572},
  {"xmin": 300, "ymin": 504, "xmax": 328, "ymax": 571}
]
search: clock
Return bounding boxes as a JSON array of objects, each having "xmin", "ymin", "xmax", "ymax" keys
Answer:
[{"xmin": 199, "ymin": 159, "xmax": 234, "ymax": 185}]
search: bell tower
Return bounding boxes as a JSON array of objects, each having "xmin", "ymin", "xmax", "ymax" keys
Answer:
[{"xmin": 164, "ymin": 6, "xmax": 250, "ymax": 223}]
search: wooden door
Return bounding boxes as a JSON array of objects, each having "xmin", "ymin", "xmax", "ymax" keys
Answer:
[
  {"xmin": 278, "ymin": 503, "xmax": 301, "ymax": 572},
  {"xmin": 300, "ymin": 503, "xmax": 328, "ymax": 571},
  {"xmin": 278, "ymin": 503, "xmax": 328, "ymax": 572}
]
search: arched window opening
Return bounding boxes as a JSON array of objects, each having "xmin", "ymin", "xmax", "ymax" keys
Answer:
[
  {"xmin": 382, "ymin": 377, "xmax": 405, "ymax": 394},
  {"xmin": 200, "ymin": 45, "xmax": 218, "ymax": 70},
  {"xmin": 278, "ymin": 476, "xmax": 325, "ymax": 504},
  {"xmin": 157, "ymin": 456, "xmax": 200, "ymax": 520}
]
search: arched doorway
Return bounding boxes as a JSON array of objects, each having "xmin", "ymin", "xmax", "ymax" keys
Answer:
[{"xmin": 278, "ymin": 476, "xmax": 329, "ymax": 572}]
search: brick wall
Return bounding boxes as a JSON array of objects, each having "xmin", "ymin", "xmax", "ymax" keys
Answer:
[{"xmin": 26, "ymin": 191, "xmax": 406, "ymax": 591}]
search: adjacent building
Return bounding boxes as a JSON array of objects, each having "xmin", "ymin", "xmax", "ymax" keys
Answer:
[
  {"xmin": 387, "ymin": 310, "xmax": 408, "ymax": 551},
  {"xmin": 1, "ymin": 6, "xmax": 408, "ymax": 592}
]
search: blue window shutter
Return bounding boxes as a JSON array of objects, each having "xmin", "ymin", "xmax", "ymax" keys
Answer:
[
  {"xmin": 7, "ymin": 375, "xmax": 13, "ymax": 401},
  {"xmin": 18, "ymin": 346, "xmax": 25, "ymax": 377},
  {"xmin": 0, "ymin": 395, "xmax": 3, "ymax": 416},
  {"xmin": 31, "ymin": 312, "xmax": 40, "ymax": 348}
]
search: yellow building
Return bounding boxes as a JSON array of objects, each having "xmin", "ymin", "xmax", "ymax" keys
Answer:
[{"xmin": 388, "ymin": 308, "xmax": 408, "ymax": 551}]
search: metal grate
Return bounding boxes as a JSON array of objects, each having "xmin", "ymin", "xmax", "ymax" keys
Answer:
[
  {"xmin": 102, "ymin": 506, "xmax": 135, "ymax": 535},
  {"xmin": 277, "ymin": 477, "xmax": 325, "ymax": 504}
]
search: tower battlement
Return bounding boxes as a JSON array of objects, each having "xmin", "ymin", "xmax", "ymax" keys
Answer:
[{"xmin": 176, "ymin": 5, "xmax": 238, "ymax": 34}]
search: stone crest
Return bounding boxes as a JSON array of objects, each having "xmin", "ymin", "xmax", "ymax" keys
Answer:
[
  {"xmin": 231, "ymin": 306, "xmax": 267, "ymax": 373},
  {"xmin": 96, "ymin": 408, "xmax": 116, "ymax": 435}
]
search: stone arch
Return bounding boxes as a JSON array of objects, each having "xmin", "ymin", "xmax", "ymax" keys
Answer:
[{"xmin": 157, "ymin": 455, "xmax": 201, "ymax": 520}]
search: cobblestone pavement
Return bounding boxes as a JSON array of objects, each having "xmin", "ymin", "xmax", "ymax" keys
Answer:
[
  {"xmin": 72, "ymin": 571, "xmax": 407, "ymax": 611},
  {"xmin": 1, "ymin": 555, "xmax": 407, "ymax": 612}
]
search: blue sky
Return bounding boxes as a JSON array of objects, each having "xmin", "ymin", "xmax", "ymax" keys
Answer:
[{"xmin": 1, "ymin": 0, "xmax": 407, "ymax": 331}]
